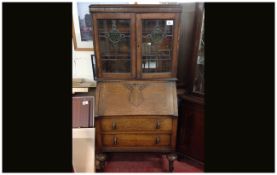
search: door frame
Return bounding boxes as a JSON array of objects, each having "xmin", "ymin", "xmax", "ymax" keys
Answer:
[
  {"xmin": 136, "ymin": 13, "xmax": 180, "ymax": 79},
  {"xmin": 92, "ymin": 13, "xmax": 136, "ymax": 79}
]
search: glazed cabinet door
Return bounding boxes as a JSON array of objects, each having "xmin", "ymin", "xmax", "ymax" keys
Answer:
[
  {"xmin": 92, "ymin": 13, "xmax": 136, "ymax": 79},
  {"xmin": 136, "ymin": 13, "xmax": 180, "ymax": 79}
]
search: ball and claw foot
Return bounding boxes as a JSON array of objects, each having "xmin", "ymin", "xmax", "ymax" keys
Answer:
[
  {"xmin": 96, "ymin": 153, "xmax": 107, "ymax": 171},
  {"xmin": 167, "ymin": 153, "xmax": 177, "ymax": 172}
]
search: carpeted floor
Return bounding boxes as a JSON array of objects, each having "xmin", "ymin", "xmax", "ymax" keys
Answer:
[{"xmin": 103, "ymin": 153, "xmax": 204, "ymax": 172}]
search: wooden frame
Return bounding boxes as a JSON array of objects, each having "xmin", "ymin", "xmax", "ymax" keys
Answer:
[
  {"xmin": 92, "ymin": 13, "xmax": 136, "ymax": 79},
  {"xmin": 73, "ymin": 2, "xmax": 94, "ymax": 51},
  {"xmin": 136, "ymin": 13, "xmax": 180, "ymax": 79}
]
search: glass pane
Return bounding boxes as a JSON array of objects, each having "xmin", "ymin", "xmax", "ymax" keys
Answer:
[
  {"xmin": 193, "ymin": 13, "xmax": 204, "ymax": 95},
  {"xmin": 97, "ymin": 19, "xmax": 131, "ymax": 73},
  {"xmin": 141, "ymin": 19, "xmax": 174, "ymax": 73}
]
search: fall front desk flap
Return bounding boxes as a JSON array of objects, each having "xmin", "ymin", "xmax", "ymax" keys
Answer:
[{"xmin": 96, "ymin": 81, "xmax": 178, "ymax": 116}]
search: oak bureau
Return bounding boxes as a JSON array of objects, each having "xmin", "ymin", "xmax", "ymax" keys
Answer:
[{"xmin": 89, "ymin": 4, "xmax": 182, "ymax": 172}]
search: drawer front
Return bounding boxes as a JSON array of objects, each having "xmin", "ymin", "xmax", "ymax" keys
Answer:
[
  {"xmin": 102, "ymin": 134, "xmax": 171, "ymax": 147},
  {"xmin": 101, "ymin": 117, "xmax": 172, "ymax": 131}
]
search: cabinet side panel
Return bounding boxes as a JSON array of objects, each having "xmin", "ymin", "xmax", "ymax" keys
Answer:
[{"xmin": 95, "ymin": 118, "xmax": 102, "ymax": 153}]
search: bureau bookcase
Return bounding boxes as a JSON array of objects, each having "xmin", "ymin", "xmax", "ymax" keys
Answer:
[{"xmin": 90, "ymin": 4, "xmax": 182, "ymax": 172}]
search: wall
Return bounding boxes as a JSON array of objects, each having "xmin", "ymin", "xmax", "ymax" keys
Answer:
[
  {"xmin": 72, "ymin": 43, "xmax": 95, "ymax": 82},
  {"xmin": 177, "ymin": 3, "xmax": 197, "ymax": 88}
]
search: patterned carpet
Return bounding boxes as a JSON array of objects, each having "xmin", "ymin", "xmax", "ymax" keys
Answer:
[{"xmin": 103, "ymin": 153, "xmax": 204, "ymax": 172}]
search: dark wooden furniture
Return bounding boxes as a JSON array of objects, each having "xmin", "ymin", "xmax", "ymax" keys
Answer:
[
  {"xmin": 90, "ymin": 4, "xmax": 182, "ymax": 172},
  {"xmin": 72, "ymin": 96, "xmax": 94, "ymax": 128},
  {"xmin": 177, "ymin": 95, "xmax": 204, "ymax": 163},
  {"xmin": 176, "ymin": 3, "xmax": 204, "ymax": 164}
]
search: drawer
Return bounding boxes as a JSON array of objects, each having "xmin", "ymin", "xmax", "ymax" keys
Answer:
[
  {"xmin": 102, "ymin": 134, "xmax": 171, "ymax": 147},
  {"xmin": 101, "ymin": 117, "xmax": 172, "ymax": 131}
]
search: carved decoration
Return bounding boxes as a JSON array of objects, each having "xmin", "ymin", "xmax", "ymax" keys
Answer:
[{"xmin": 124, "ymin": 83, "xmax": 148, "ymax": 106}]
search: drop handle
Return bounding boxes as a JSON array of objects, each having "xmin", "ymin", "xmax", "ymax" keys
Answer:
[
  {"xmin": 156, "ymin": 120, "xmax": 160, "ymax": 129},
  {"xmin": 156, "ymin": 137, "xmax": 160, "ymax": 144},
  {"xmin": 113, "ymin": 136, "xmax": 118, "ymax": 145},
  {"xmin": 112, "ymin": 121, "xmax": 117, "ymax": 130}
]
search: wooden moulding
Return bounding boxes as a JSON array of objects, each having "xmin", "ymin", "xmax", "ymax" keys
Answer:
[{"xmin": 89, "ymin": 4, "xmax": 182, "ymax": 13}]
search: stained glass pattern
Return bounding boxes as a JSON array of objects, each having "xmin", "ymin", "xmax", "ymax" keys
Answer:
[{"xmin": 141, "ymin": 20, "xmax": 174, "ymax": 73}]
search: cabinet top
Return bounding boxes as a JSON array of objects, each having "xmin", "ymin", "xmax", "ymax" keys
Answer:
[{"xmin": 89, "ymin": 4, "xmax": 182, "ymax": 13}]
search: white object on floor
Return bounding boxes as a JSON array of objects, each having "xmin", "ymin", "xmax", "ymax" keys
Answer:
[{"xmin": 72, "ymin": 128, "xmax": 95, "ymax": 172}]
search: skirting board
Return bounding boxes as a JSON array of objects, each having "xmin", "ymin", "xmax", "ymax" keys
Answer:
[
  {"xmin": 72, "ymin": 88, "xmax": 89, "ymax": 94},
  {"xmin": 72, "ymin": 128, "xmax": 95, "ymax": 172}
]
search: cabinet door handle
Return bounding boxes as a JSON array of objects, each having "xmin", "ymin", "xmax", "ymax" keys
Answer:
[
  {"xmin": 156, "ymin": 120, "xmax": 160, "ymax": 129},
  {"xmin": 113, "ymin": 136, "xmax": 118, "ymax": 145},
  {"xmin": 112, "ymin": 121, "xmax": 117, "ymax": 130},
  {"xmin": 156, "ymin": 136, "xmax": 160, "ymax": 144}
]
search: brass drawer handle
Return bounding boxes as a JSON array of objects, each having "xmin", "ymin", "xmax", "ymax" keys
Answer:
[
  {"xmin": 113, "ymin": 136, "xmax": 118, "ymax": 145},
  {"xmin": 156, "ymin": 120, "xmax": 160, "ymax": 129},
  {"xmin": 112, "ymin": 121, "xmax": 117, "ymax": 130},
  {"xmin": 156, "ymin": 136, "xmax": 160, "ymax": 144}
]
